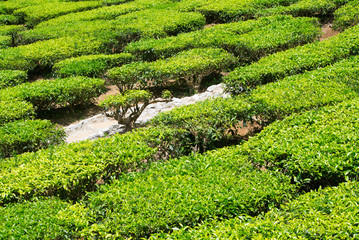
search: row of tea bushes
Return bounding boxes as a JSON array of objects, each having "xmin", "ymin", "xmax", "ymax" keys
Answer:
[
  {"xmin": 152, "ymin": 55, "xmax": 359, "ymax": 152},
  {"xmin": 334, "ymin": 0, "xmax": 359, "ymax": 31},
  {"xmin": 0, "ymin": 100, "xmax": 35, "ymax": 125},
  {"xmin": 13, "ymin": 1, "xmax": 103, "ymax": 27},
  {"xmin": 20, "ymin": 9, "xmax": 206, "ymax": 45},
  {"xmin": 152, "ymin": 181, "xmax": 359, "ymax": 239},
  {"xmin": 225, "ymin": 24, "xmax": 359, "ymax": 93},
  {"xmin": 0, "ymin": 36, "xmax": 104, "ymax": 71},
  {"xmin": 0, "ymin": 76, "xmax": 106, "ymax": 110},
  {"xmin": 53, "ymin": 53, "xmax": 135, "ymax": 77},
  {"xmin": 258, "ymin": 0, "xmax": 349, "ymax": 17},
  {"xmin": 0, "ymin": 69, "xmax": 27, "ymax": 89},
  {"xmin": 0, "ymin": 0, "xmax": 58, "ymax": 15},
  {"xmin": 0, "ymin": 119, "xmax": 65, "ymax": 159},
  {"xmin": 125, "ymin": 15, "xmax": 321, "ymax": 62},
  {"xmin": 107, "ymin": 48, "xmax": 236, "ymax": 91},
  {"xmin": 78, "ymin": 146, "xmax": 294, "ymax": 239},
  {"xmin": 173, "ymin": 0, "xmax": 299, "ymax": 22}
]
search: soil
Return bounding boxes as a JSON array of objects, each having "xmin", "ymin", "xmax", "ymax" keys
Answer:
[{"xmin": 320, "ymin": 23, "xmax": 340, "ymax": 41}]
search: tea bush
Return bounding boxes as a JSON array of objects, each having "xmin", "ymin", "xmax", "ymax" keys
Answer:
[
  {"xmin": 0, "ymin": 76, "xmax": 106, "ymax": 110},
  {"xmin": 108, "ymin": 48, "xmax": 236, "ymax": 91},
  {"xmin": 0, "ymin": 119, "xmax": 65, "ymax": 158},
  {"xmin": 0, "ymin": 69, "xmax": 27, "ymax": 89},
  {"xmin": 125, "ymin": 15, "xmax": 321, "ymax": 62},
  {"xmin": 225, "ymin": 24, "xmax": 359, "ymax": 93},
  {"xmin": 0, "ymin": 100, "xmax": 35, "ymax": 125},
  {"xmin": 53, "ymin": 53, "xmax": 134, "ymax": 77},
  {"xmin": 81, "ymin": 146, "xmax": 294, "ymax": 239},
  {"xmin": 334, "ymin": 0, "xmax": 359, "ymax": 31},
  {"xmin": 152, "ymin": 181, "xmax": 359, "ymax": 239}
]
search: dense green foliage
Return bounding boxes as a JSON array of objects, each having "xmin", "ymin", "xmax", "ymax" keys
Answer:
[
  {"xmin": 0, "ymin": 76, "xmax": 106, "ymax": 110},
  {"xmin": 0, "ymin": 119, "xmax": 65, "ymax": 158},
  {"xmin": 81, "ymin": 146, "xmax": 293, "ymax": 239},
  {"xmin": 334, "ymin": 0, "xmax": 359, "ymax": 30},
  {"xmin": 225, "ymin": 24, "xmax": 359, "ymax": 93},
  {"xmin": 125, "ymin": 15, "xmax": 321, "ymax": 62},
  {"xmin": 0, "ymin": 100, "xmax": 35, "ymax": 125},
  {"xmin": 108, "ymin": 48, "xmax": 236, "ymax": 91},
  {"xmin": 152, "ymin": 181, "xmax": 359, "ymax": 239},
  {"xmin": 0, "ymin": 69, "xmax": 27, "ymax": 88},
  {"xmin": 53, "ymin": 53, "xmax": 134, "ymax": 77}
]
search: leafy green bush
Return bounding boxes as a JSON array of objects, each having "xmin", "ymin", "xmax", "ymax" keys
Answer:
[
  {"xmin": 0, "ymin": 119, "xmax": 65, "ymax": 158},
  {"xmin": 0, "ymin": 76, "xmax": 106, "ymax": 110},
  {"xmin": 334, "ymin": 0, "xmax": 359, "ymax": 31},
  {"xmin": 14, "ymin": 1, "xmax": 103, "ymax": 27},
  {"xmin": 0, "ymin": 24, "xmax": 25, "ymax": 36},
  {"xmin": 125, "ymin": 15, "xmax": 321, "ymax": 62},
  {"xmin": 174, "ymin": 0, "xmax": 299, "ymax": 22},
  {"xmin": 20, "ymin": 9, "xmax": 206, "ymax": 45},
  {"xmin": 258, "ymin": 0, "xmax": 349, "ymax": 17},
  {"xmin": 0, "ymin": 127, "xmax": 159, "ymax": 204},
  {"xmin": 53, "ymin": 53, "xmax": 134, "ymax": 77},
  {"xmin": 152, "ymin": 55, "xmax": 359, "ymax": 152},
  {"xmin": 0, "ymin": 70, "xmax": 27, "ymax": 89},
  {"xmin": 153, "ymin": 181, "xmax": 359, "ymax": 239},
  {"xmin": 0, "ymin": 14, "xmax": 20, "ymax": 25},
  {"xmin": 240, "ymin": 97, "xmax": 359, "ymax": 187},
  {"xmin": 80, "ymin": 146, "xmax": 293, "ymax": 239},
  {"xmin": 0, "ymin": 198, "xmax": 90, "ymax": 239},
  {"xmin": 0, "ymin": 36, "xmax": 105, "ymax": 71},
  {"xmin": 0, "ymin": 35, "xmax": 11, "ymax": 48},
  {"xmin": 0, "ymin": 100, "xmax": 35, "ymax": 125},
  {"xmin": 225, "ymin": 24, "xmax": 359, "ymax": 93},
  {"xmin": 108, "ymin": 48, "xmax": 236, "ymax": 91}
]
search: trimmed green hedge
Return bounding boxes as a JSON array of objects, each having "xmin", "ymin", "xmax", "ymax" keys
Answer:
[
  {"xmin": 20, "ymin": 9, "xmax": 206, "ymax": 45},
  {"xmin": 174, "ymin": 0, "xmax": 299, "ymax": 22},
  {"xmin": 0, "ymin": 70, "xmax": 27, "ymax": 89},
  {"xmin": 152, "ymin": 181, "xmax": 359, "ymax": 239},
  {"xmin": 0, "ymin": 76, "xmax": 106, "ymax": 110},
  {"xmin": 53, "ymin": 53, "xmax": 134, "ymax": 77},
  {"xmin": 225, "ymin": 24, "xmax": 359, "ymax": 93},
  {"xmin": 0, "ymin": 198, "xmax": 90, "ymax": 239},
  {"xmin": 108, "ymin": 48, "xmax": 236, "ymax": 91},
  {"xmin": 80, "ymin": 146, "xmax": 294, "ymax": 239},
  {"xmin": 0, "ymin": 36, "xmax": 105, "ymax": 71},
  {"xmin": 334, "ymin": 0, "xmax": 359, "ymax": 31},
  {"xmin": 0, "ymin": 127, "xmax": 161, "ymax": 204},
  {"xmin": 125, "ymin": 15, "xmax": 321, "ymax": 62},
  {"xmin": 259, "ymin": 0, "xmax": 349, "ymax": 17},
  {"xmin": 14, "ymin": 1, "xmax": 103, "ymax": 27},
  {"xmin": 0, "ymin": 100, "xmax": 35, "ymax": 125},
  {"xmin": 0, "ymin": 119, "xmax": 65, "ymax": 159}
]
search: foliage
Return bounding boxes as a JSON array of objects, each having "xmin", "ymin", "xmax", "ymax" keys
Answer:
[
  {"xmin": 334, "ymin": 0, "xmax": 359, "ymax": 31},
  {"xmin": 0, "ymin": 69, "xmax": 27, "ymax": 89},
  {"xmin": 81, "ymin": 146, "xmax": 294, "ymax": 239},
  {"xmin": 53, "ymin": 53, "xmax": 134, "ymax": 77},
  {"xmin": 0, "ymin": 100, "xmax": 35, "ymax": 125},
  {"xmin": 108, "ymin": 48, "xmax": 236, "ymax": 91},
  {"xmin": 152, "ymin": 181, "xmax": 359, "ymax": 239},
  {"xmin": 0, "ymin": 198, "xmax": 90, "ymax": 239},
  {"xmin": 225, "ymin": 24, "xmax": 359, "ymax": 93},
  {"xmin": 125, "ymin": 15, "xmax": 321, "ymax": 62},
  {"xmin": 0, "ymin": 119, "xmax": 65, "ymax": 158},
  {"xmin": 0, "ymin": 76, "xmax": 106, "ymax": 110}
]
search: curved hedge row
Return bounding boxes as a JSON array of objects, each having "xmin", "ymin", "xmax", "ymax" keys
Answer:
[
  {"xmin": 108, "ymin": 48, "xmax": 236, "ymax": 91},
  {"xmin": 0, "ymin": 100, "xmax": 35, "ymax": 125},
  {"xmin": 0, "ymin": 119, "xmax": 65, "ymax": 159},
  {"xmin": 152, "ymin": 181, "xmax": 359, "ymax": 239},
  {"xmin": 0, "ymin": 69, "xmax": 27, "ymax": 89},
  {"xmin": 125, "ymin": 15, "xmax": 321, "ymax": 62},
  {"xmin": 0, "ymin": 76, "xmax": 106, "ymax": 110},
  {"xmin": 80, "ymin": 146, "xmax": 293, "ymax": 239},
  {"xmin": 53, "ymin": 53, "xmax": 134, "ymax": 77},
  {"xmin": 225, "ymin": 24, "xmax": 359, "ymax": 93},
  {"xmin": 334, "ymin": 0, "xmax": 359, "ymax": 31}
]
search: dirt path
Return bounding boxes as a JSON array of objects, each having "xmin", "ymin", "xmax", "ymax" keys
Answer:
[{"xmin": 320, "ymin": 23, "xmax": 340, "ymax": 41}]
